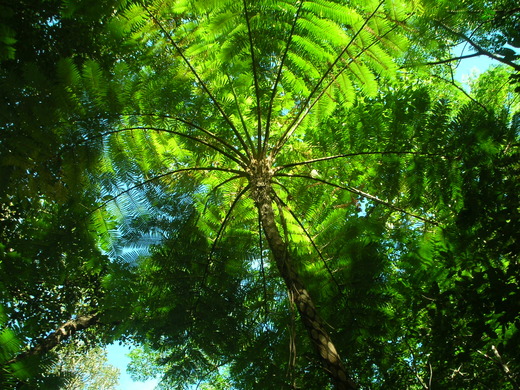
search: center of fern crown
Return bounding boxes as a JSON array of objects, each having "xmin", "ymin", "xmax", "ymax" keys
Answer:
[{"xmin": 247, "ymin": 156, "xmax": 274, "ymax": 203}]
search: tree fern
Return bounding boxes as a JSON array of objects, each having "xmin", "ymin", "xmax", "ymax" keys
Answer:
[{"xmin": 86, "ymin": 2, "xmax": 423, "ymax": 380}]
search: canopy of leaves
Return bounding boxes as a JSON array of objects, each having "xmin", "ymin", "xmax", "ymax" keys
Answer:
[{"xmin": 1, "ymin": 0, "xmax": 519, "ymax": 389}]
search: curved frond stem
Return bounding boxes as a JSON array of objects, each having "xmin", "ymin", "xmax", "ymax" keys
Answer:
[
  {"xmin": 316, "ymin": 16, "xmax": 406, "ymax": 94},
  {"xmin": 143, "ymin": 4, "xmax": 253, "ymax": 159},
  {"xmin": 257, "ymin": 213, "xmax": 269, "ymax": 319},
  {"xmin": 202, "ymin": 174, "xmax": 244, "ymax": 214},
  {"xmin": 226, "ymin": 76, "xmax": 256, "ymax": 156},
  {"xmin": 242, "ymin": 0, "xmax": 263, "ymax": 155},
  {"xmin": 120, "ymin": 112, "xmax": 250, "ymax": 162},
  {"xmin": 93, "ymin": 166, "xmax": 244, "ymax": 213},
  {"xmin": 262, "ymin": 0, "xmax": 305, "ymax": 155},
  {"xmin": 276, "ymin": 173, "xmax": 439, "ymax": 225},
  {"xmin": 276, "ymin": 150, "xmax": 453, "ymax": 171},
  {"xmin": 197, "ymin": 185, "xmax": 251, "ymax": 308},
  {"xmin": 273, "ymin": 192, "xmax": 344, "ymax": 294},
  {"xmin": 271, "ymin": 0, "xmax": 386, "ymax": 158},
  {"xmin": 94, "ymin": 127, "xmax": 247, "ymax": 169}
]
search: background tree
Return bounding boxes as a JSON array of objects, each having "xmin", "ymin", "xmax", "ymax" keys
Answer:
[
  {"xmin": 0, "ymin": 0, "xmax": 132, "ymax": 386},
  {"xmin": 49, "ymin": 345, "xmax": 120, "ymax": 390}
]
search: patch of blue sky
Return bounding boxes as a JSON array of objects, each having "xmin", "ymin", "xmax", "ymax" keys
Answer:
[
  {"xmin": 106, "ymin": 343, "xmax": 160, "ymax": 390},
  {"xmin": 453, "ymin": 42, "xmax": 496, "ymax": 84}
]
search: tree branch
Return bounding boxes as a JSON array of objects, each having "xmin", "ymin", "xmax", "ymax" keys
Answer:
[
  {"xmin": 119, "ymin": 113, "xmax": 250, "ymax": 163},
  {"xmin": 478, "ymin": 346, "xmax": 520, "ymax": 390},
  {"xmin": 273, "ymin": 193, "xmax": 344, "ymax": 294},
  {"xmin": 263, "ymin": 0, "xmax": 305, "ymax": 155},
  {"xmin": 404, "ymin": 52, "xmax": 482, "ymax": 67},
  {"xmin": 94, "ymin": 167, "xmax": 244, "ymax": 213},
  {"xmin": 195, "ymin": 185, "xmax": 250, "ymax": 313},
  {"xmin": 202, "ymin": 175, "xmax": 245, "ymax": 213},
  {"xmin": 5, "ymin": 313, "xmax": 100, "ymax": 366},
  {"xmin": 227, "ymin": 75, "xmax": 256, "ymax": 153},
  {"xmin": 257, "ymin": 213, "xmax": 269, "ymax": 319},
  {"xmin": 430, "ymin": 74, "xmax": 490, "ymax": 114},
  {"xmin": 242, "ymin": 0, "xmax": 263, "ymax": 156}
]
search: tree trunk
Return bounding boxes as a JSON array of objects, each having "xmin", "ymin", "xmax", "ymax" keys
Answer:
[{"xmin": 256, "ymin": 196, "xmax": 357, "ymax": 390}]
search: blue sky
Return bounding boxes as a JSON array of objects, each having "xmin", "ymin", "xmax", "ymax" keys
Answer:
[
  {"xmin": 453, "ymin": 42, "xmax": 497, "ymax": 83},
  {"xmin": 106, "ymin": 343, "xmax": 160, "ymax": 390}
]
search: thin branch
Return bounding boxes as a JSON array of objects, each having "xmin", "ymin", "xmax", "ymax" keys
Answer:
[
  {"xmin": 277, "ymin": 151, "xmax": 451, "ymax": 171},
  {"xmin": 404, "ymin": 338, "xmax": 429, "ymax": 390},
  {"xmin": 271, "ymin": 0, "xmax": 386, "ymax": 158},
  {"xmin": 143, "ymin": 4, "xmax": 253, "ymax": 159},
  {"xmin": 291, "ymin": 20, "xmax": 402, "ymax": 141},
  {"xmin": 276, "ymin": 173, "xmax": 439, "ymax": 225},
  {"xmin": 94, "ymin": 126, "xmax": 246, "ymax": 168},
  {"xmin": 194, "ymin": 360, "xmax": 231, "ymax": 390},
  {"xmin": 242, "ymin": 0, "xmax": 263, "ymax": 156},
  {"xmin": 491, "ymin": 345, "xmax": 519, "ymax": 390},
  {"xmin": 273, "ymin": 188, "xmax": 291, "ymax": 245},
  {"xmin": 273, "ymin": 8, "xmax": 397, "ymax": 158},
  {"xmin": 286, "ymin": 287, "xmax": 297, "ymax": 386},
  {"xmin": 273, "ymin": 192, "xmax": 343, "ymax": 294},
  {"xmin": 263, "ymin": 0, "xmax": 305, "ymax": 155},
  {"xmin": 403, "ymin": 52, "xmax": 482, "ymax": 67},
  {"xmin": 428, "ymin": 363, "xmax": 433, "ymax": 390},
  {"xmin": 444, "ymin": 7, "xmax": 520, "ymax": 16},
  {"xmin": 478, "ymin": 346, "xmax": 520, "ymax": 390},
  {"xmin": 437, "ymin": 21, "xmax": 520, "ymax": 72},
  {"xmin": 93, "ymin": 167, "xmax": 244, "ymax": 213},
  {"xmin": 5, "ymin": 314, "xmax": 100, "ymax": 366}
]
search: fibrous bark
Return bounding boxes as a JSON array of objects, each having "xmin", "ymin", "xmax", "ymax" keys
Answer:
[{"xmin": 249, "ymin": 158, "xmax": 357, "ymax": 390}]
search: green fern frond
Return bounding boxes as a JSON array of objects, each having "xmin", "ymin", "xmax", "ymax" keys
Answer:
[
  {"xmin": 303, "ymin": 0, "xmax": 353, "ymax": 25},
  {"xmin": 82, "ymin": 60, "xmax": 107, "ymax": 104},
  {"xmin": 281, "ymin": 68, "xmax": 311, "ymax": 96},
  {"xmin": 120, "ymin": 2, "xmax": 149, "ymax": 33},
  {"xmin": 56, "ymin": 58, "xmax": 81, "ymax": 87},
  {"xmin": 296, "ymin": 17, "xmax": 347, "ymax": 48},
  {"xmin": 291, "ymin": 34, "xmax": 336, "ymax": 64},
  {"xmin": 334, "ymin": 72, "xmax": 355, "ymax": 105},
  {"xmin": 347, "ymin": 59, "xmax": 378, "ymax": 96},
  {"xmin": 286, "ymin": 52, "xmax": 321, "ymax": 79}
]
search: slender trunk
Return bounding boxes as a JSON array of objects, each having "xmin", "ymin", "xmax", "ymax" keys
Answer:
[
  {"xmin": 4, "ymin": 313, "xmax": 100, "ymax": 366},
  {"xmin": 256, "ymin": 196, "xmax": 357, "ymax": 390}
]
